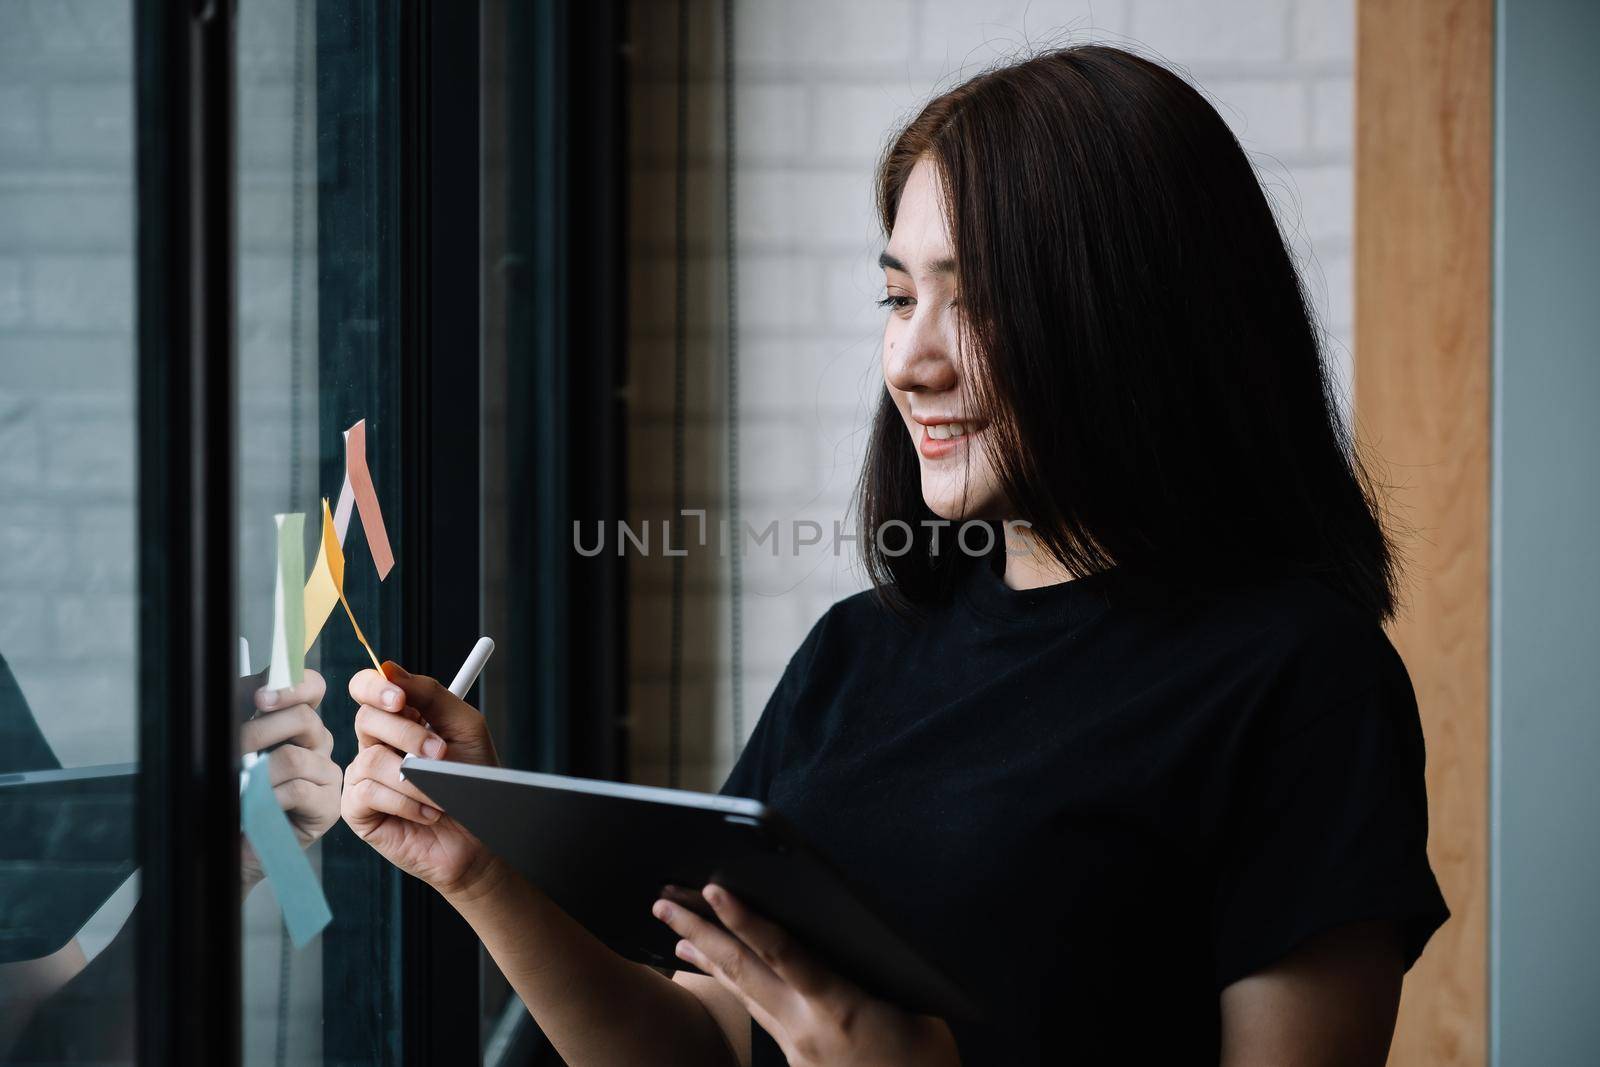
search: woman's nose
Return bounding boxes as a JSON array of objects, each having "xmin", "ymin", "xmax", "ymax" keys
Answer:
[{"xmin": 884, "ymin": 312, "xmax": 960, "ymax": 394}]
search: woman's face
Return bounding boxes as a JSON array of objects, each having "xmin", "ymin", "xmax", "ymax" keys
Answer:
[{"xmin": 880, "ymin": 158, "xmax": 1007, "ymax": 521}]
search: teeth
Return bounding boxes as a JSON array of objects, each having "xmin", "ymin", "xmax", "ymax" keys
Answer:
[{"xmin": 927, "ymin": 422, "xmax": 968, "ymax": 440}]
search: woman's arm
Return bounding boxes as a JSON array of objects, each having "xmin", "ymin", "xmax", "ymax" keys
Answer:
[
  {"xmin": 445, "ymin": 855, "xmax": 741, "ymax": 1066},
  {"xmin": 0, "ymin": 939, "xmax": 87, "ymax": 1059},
  {"xmin": 343, "ymin": 665, "xmax": 742, "ymax": 1067},
  {"xmin": 1219, "ymin": 920, "xmax": 1404, "ymax": 1067}
]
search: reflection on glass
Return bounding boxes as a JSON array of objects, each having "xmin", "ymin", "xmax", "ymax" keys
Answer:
[
  {"xmin": 479, "ymin": 0, "xmax": 517, "ymax": 1048},
  {"xmin": 236, "ymin": 1, "xmax": 403, "ymax": 1064},
  {"xmin": 0, "ymin": 1, "xmax": 140, "ymax": 1062},
  {"xmin": 0, "ymin": 2, "xmax": 406, "ymax": 1062}
]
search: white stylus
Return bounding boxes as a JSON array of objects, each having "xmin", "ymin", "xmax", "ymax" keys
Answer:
[{"xmin": 447, "ymin": 636, "xmax": 496, "ymax": 699}]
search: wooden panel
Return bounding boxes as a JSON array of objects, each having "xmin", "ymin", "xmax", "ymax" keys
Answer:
[{"xmin": 1354, "ymin": 1, "xmax": 1492, "ymax": 1064}]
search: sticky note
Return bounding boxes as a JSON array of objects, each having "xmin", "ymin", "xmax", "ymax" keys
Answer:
[
  {"xmin": 267, "ymin": 513, "xmax": 306, "ymax": 690},
  {"xmin": 303, "ymin": 498, "xmax": 341, "ymax": 652},
  {"xmin": 345, "ymin": 420, "xmax": 394, "ymax": 580},
  {"xmin": 313, "ymin": 494, "xmax": 382, "ymax": 672},
  {"xmin": 332, "ymin": 446, "xmax": 355, "ymax": 546},
  {"xmin": 241, "ymin": 758, "xmax": 332, "ymax": 947}
]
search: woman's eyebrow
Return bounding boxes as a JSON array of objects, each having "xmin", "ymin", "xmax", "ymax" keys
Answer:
[{"xmin": 877, "ymin": 251, "xmax": 956, "ymax": 275}]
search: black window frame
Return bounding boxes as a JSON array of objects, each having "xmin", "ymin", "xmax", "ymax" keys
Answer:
[
  {"xmin": 397, "ymin": 1, "xmax": 484, "ymax": 1061},
  {"xmin": 133, "ymin": 0, "xmax": 627, "ymax": 1062},
  {"xmin": 135, "ymin": 0, "xmax": 240, "ymax": 1061}
]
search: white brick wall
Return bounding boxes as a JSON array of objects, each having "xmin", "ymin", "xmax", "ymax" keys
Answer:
[
  {"xmin": 624, "ymin": 0, "xmax": 1355, "ymax": 790},
  {"xmin": 0, "ymin": 2, "xmax": 139, "ymax": 769},
  {"xmin": 0, "ymin": 1, "xmax": 316, "ymax": 760}
]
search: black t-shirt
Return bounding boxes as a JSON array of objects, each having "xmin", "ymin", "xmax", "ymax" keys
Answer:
[
  {"xmin": 718, "ymin": 549, "xmax": 1448, "ymax": 1065},
  {"xmin": 1, "ymin": 650, "xmax": 60, "ymax": 775}
]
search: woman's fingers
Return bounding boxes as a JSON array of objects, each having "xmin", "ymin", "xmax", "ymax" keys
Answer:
[
  {"xmin": 346, "ymin": 743, "xmax": 442, "ymax": 810},
  {"xmin": 341, "ymin": 746, "xmax": 442, "ymax": 835},
  {"xmin": 266, "ymin": 742, "xmax": 342, "ymax": 788},
  {"xmin": 355, "ymin": 703, "xmax": 446, "ymax": 758},
  {"xmin": 655, "ymin": 885, "xmax": 859, "ymax": 1050},
  {"xmin": 254, "ymin": 668, "xmax": 327, "ymax": 714},
  {"xmin": 272, "ymin": 775, "xmax": 342, "ymax": 843},
  {"xmin": 240, "ymin": 702, "xmax": 334, "ymax": 756},
  {"xmin": 379, "ymin": 662, "xmax": 481, "ymax": 736},
  {"xmin": 350, "ymin": 664, "xmax": 499, "ymax": 768},
  {"xmin": 652, "ymin": 895, "xmax": 794, "ymax": 1026},
  {"xmin": 344, "ymin": 776, "xmax": 441, "ymax": 833},
  {"xmin": 701, "ymin": 884, "xmax": 838, "ymax": 1002},
  {"xmin": 349, "ymin": 667, "xmax": 410, "ymax": 713},
  {"xmin": 350, "ymin": 663, "xmax": 466, "ymax": 723}
]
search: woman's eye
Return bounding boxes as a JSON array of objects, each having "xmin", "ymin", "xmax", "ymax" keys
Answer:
[{"xmin": 875, "ymin": 295, "xmax": 915, "ymax": 311}]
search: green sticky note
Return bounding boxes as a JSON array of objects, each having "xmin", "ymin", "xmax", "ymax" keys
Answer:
[
  {"xmin": 268, "ymin": 513, "xmax": 306, "ymax": 690},
  {"xmin": 241, "ymin": 758, "xmax": 331, "ymax": 947},
  {"xmin": 279, "ymin": 512, "xmax": 305, "ymax": 685}
]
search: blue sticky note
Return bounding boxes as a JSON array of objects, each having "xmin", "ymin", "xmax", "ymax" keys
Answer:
[{"xmin": 241, "ymin": 760, "xmax": 332, "ymax": 947}]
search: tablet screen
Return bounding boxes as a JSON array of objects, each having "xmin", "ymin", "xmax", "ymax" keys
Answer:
[{"xmin": 0, "ymin": 765, "xmax": 138, "ymax": 962}]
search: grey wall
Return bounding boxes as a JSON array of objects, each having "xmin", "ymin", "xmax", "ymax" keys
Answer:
[{"xmin": 1492, "ymin": 0, "xmax": 1600, "ymax": 1061}]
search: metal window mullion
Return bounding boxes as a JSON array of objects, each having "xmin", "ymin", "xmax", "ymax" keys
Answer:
[
  {"xmin": 135, "ymin": 0, "xmax": 240, "ymax": 1064},
  {"xmin": 398, "ymin": 2, "xmax": 484, "ymax": 1064}
]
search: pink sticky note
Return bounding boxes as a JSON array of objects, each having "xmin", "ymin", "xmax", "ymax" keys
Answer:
[{"xmin": 345, "ymin": 419, "xmax": 394, "ymax": 581}]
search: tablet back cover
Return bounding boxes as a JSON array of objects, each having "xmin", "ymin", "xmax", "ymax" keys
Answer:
[{"xmin": 401, "ymin": 759, "xmax": 982, "ymax": 1021}]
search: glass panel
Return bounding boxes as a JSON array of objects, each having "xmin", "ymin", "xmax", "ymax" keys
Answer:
[
  {"xmin": 0, "ymin": 1, "xmax": 140, "ymax": 1062},
  {"xmin": 479, "ymin": 0, "xmax": 559, "ymax": 1054},
  {"xmin": 235, "ymin": 1, "xmax": 403, "ymax": 1063},
  {"xmin": 479, "ymin": 0, "xmax": 518, "ymax": 1049}
]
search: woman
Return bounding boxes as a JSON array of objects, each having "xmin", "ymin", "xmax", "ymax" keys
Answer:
[{"xmin": 342, "ymin": 46, "xmax": 1447, "ymax": 1065}]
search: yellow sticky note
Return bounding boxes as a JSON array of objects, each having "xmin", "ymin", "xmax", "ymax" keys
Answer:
[
  {"xmin": 302, "ymin": 495, "xmax": 382, "ymax": 672},
  {"xmin": 340, "ymin": 585, "xmax": 384, "ymax": 673},
  {"xmin": 304, "ymin": 498, "xmax": 341, "ymax": 652}
]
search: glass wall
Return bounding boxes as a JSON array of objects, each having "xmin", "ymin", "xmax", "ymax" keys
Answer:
[
  {"xmin": 0, "ymin": 1, "xmax": 140, "ymax": 1061},
  {"xmin": 478, "ymin": 3, "xmax": 628, "ymax": 1058},
  {"xmin": 3, "ymin": 3, "xmax": 608, "ymax": 1061},
  {"xmin": 235, "ymin": 1, "xmax": 404, "ymax": 1063}
]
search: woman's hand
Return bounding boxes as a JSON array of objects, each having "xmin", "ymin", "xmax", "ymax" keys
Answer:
[
  {"xmin": 653, "ymin": 884, "xmax": 960, "ymax": 1067},
  {"xmin": 340, "ymin": 661, "xmax": 502, "ymax": 896},
  {"xmin": 241, "ymin": 669, "xmax": 340, "ymax": 888}
]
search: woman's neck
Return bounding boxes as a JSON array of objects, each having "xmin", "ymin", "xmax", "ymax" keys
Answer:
[{"xmin": 1000, "ymin": 525, "xmax": 1077, "ymax": 591}]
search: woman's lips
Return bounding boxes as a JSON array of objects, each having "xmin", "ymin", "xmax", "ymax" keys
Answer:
[{"xmin": 918, "ymin": 421, "xmax": 978, "ymax": 460}]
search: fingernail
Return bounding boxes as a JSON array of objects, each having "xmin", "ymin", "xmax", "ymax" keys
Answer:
[
  {"xmin": 652, "ymin": 900, "xmax": 672, "ymax": 921},
  {"xmin": 422, "ymin": 735, "xmax": 445, "ymax": 758},
  {"xmin": 675, "ymin": 939, "xmax": 696, "ymax": 962},
  {"xmin": 702, "ymin": 884, "xmax": 723, "ymax": 905},
  {"xmin": 256, "ymin": 686, "xmax": 277, "ymax": 709},
  {"xmin": 381, "ymin": 688, "xmax": 402, "ymax": 709},
  {"xmin": 420, "ymin": 805, "xmax": 440, "ymax": 822}
]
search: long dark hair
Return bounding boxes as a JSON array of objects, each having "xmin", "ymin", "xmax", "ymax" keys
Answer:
[{"xmin": 858, "ymin": 45, "xmax": 1401, "ymax": 622}]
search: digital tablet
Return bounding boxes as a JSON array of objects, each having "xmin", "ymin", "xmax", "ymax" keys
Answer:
[
  {"xmin": 399, "ymin": 757, "xmax": 983, "ymax": 1022},
  {"xmin": 0, "ymin": 763, "xmax": 138, "ymax": 962}
]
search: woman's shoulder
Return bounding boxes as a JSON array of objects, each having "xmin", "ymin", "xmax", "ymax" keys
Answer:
[
  {"xmin": 1197, "ymin": 572, "xmax": 1418, "ymax": 739},
  {"xmin": 776, "ymin": 585, "xmax": 939, "ymax": 683},
  {"xmin": 1216, "ymin": 570, "xmax": 1399, "ymax": 646},
  {"xmin": 792, "ymin": 586, "xmax": 913, "ymax": 659}
]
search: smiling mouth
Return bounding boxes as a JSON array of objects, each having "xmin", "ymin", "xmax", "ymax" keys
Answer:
[
  {"xmin": 924, "ymin": 422, "xmax": 972, "ymax": 441},
  {"xmin": 917, "ymin": 420, "xmax": 983, "ymax": 459}
]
